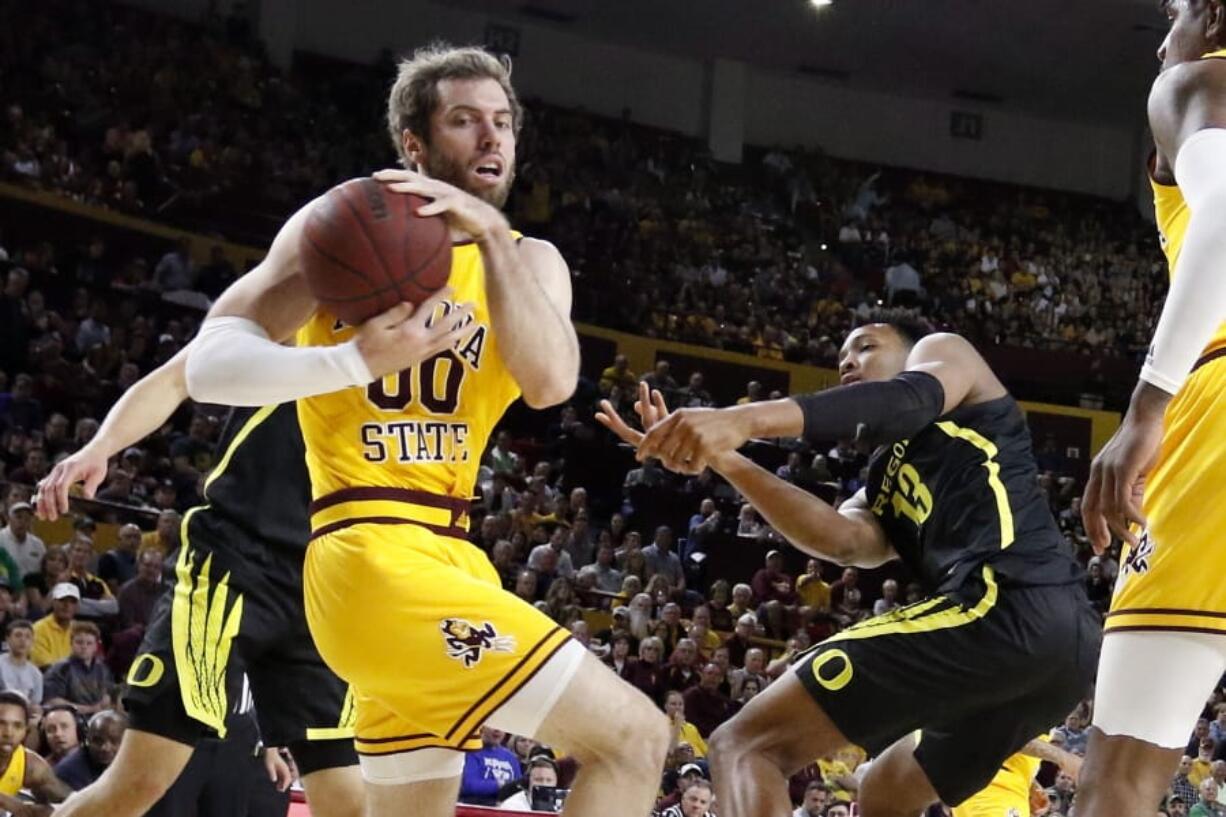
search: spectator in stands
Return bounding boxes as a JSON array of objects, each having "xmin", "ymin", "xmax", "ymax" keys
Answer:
[
  {"xmin": 751, "ymin": 550, "xmax": 798, "ymax": 638},
  {"xmin": 1213, "ymin": 709, "xmax": 1226, "ymax": 747},
  {"xmin": 0, "ymin": 620, "xmax": 42, "ymax": 705},
  {"xmin": 116, "ymin": 547, "xmax": 165, "ymax": 631},
  {"xmin": 152, "ymin": 238, "xmax": 194, "ymax": 292},
  {"xmin": 1196, "ymin": 739, "xmax": 1220, "ymax": 787},
  {"xmin": 625, "ymin": 457, "xmax": 668, "ymax": 491},
  {"xmin": 664, "ymin": 691, "xmax": 709, "ymax": 759},
  {"xmin": 528, "ymin": 525, "xmax": 576, "ymax": 581},
  {"xmin": 794, "ymin": 780, "xmax": 831, "ymax": 817},
  {"xmin": 1189, "ymin": 719, "xmax": 1213, "ymax": 760},
  {"xmin": 1192, "ymin": 777, "xmax": 1226, "ymax": 817},
  {"xmin": 796, "ymin": 559, "xmax": 831, "ymax": 614},
  {"xmin": 667, "ymin": 639, "xmax": 701, "ymax": 693},
  {"xmin": 53, "ymin": 710, "xmax": 125, "ymax": 791},
  {"xmin": 1173, "ymin": 796, "xmax": 1191, "ymax": 817},
  {"xmin": 8, "ymin": 446, "xmax": 49, "ymax": 486},
  {"xmin": 660, "ymin": 776, "xmax": 714, "ymax": 817},
  {"xmin": 728, "ymin": 648, "xmax": 769, "ymax": 700},
  {"xmin": 488, "ymin": 539, "xmax": 520, "ymax": 592},
  {"xmin": 0, "ymin": 500, "xmax": 45, "ymax": 577},
  {"xmin": 32, "ymin": 583, "xmax": 79, "ymax": 668},
  {"xmin": 498, "ymin": 755, "xmax": 560, "ymax": 811},
  {"xmin": 590, "ymin": 542, "xmax": 624, "ymax": 593},
  {"xmin": 724, "ymin": 613, "xmax": 757, "ymax": 669},
  {"xmin": 604, "ymin": 633, "xmax": 635, "ymax": 680},
  {"xmin": 64, "ymin": 535, "xmax": 116, "ymax": 620},
  {"xmin": 675, "ymin": 373, "xmax": 713, "ymax": 409},
  {"xmin": 0, "ymin": 574, "xmax": 24, "ymax": 626},
  {"xmin": 141, "ymin": 509, "xmax": 180, "ymax": 554},
  {"xmin": 97, "ymin": 523, "xmax": 141, "ymax": 596},
  {"xmin": 727, "ymin": 583, "xmax": 755, "ymax": 623},
  {"xmin": 872, "ymin": 579, "xmax": 901, "ymax": 616},
  {"xmin": 1175, "ymin": 756, "xmax": 1201, "ymax": 806},
  {"xmin": 705, "ymin": 580, "xmax": 733, "ymax": 631},
  {"xmin": 38, "ymin": 705, "xmax": 82, "ymax": 766},
  {"xmin": 643, "ymin": 526, "xmax": 685, "ymax": 590},
  {"xmin": 1084, "ymin": 559, "xmax": 1112, "ymax": 614},
  {"xmin": 687, "ymin": 606, "xmax": 722, "ymax": 655},
  {"xmin": 641, "ymin": 361, "xmax": 679, "ymax": 397},
  {"xmin": 629, "ymin": 636, "xmax": 667, "ymax": 704},
  {"xmin": 736, "ymin": 381, "xmax": 763, "ymax": 405},
  {"xmin": 487, "ymin": 430, "xmax": 520, "ymax": 475},
  {"xmin": 460, "ymin": 727, "xmax": 521, "ymax": 806},
  {"xmin": 599, "ymin": 354, "xmax": 637, "ymax": 395},
  {"xmin": 23, "ymin": 545, "xmax": 68, "ymax": 619},
  {"xmin": 513, "ymin": 568, "xmax": 538, "ymax": 605},
  {"xmin": 43, "ymin": 621, "xmax": 113, "ymax": 715},
  {"xmin": 824, "ymin": 803, "xmax": 851, "ymax": 817},
  {"xmin": 737, "ymin": 676, "xmax": 762, "ymax": 706},
  {"xmin": 682, "ymin": 662, "xmax": 733, "ymax": 739},
  {"xmin": 541, "ymin": 577, "xmax": 581, "ymax": 626}
]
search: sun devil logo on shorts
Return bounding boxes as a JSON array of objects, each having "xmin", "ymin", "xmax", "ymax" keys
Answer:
[
  {"xmin": 440, "ymin": 618, "xmax": 516, "ymax": 668},
  {"xmin": 1123, "ymin": 530, "xmax": 1155, "ymax": 577}
]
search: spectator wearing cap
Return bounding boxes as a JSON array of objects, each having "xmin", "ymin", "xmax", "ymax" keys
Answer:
[
  {"xmin": 43, "ymin": 621, "xmax": 113, "ymax": 715},
  {"xmin": 97, "ymin": 523, "xmax": 141, "ymax": 596},
  {"xmin": 459, "ymin": 727, "xmax": 521, "ymax": 806},
  {"xmin": 31, "ymin": 582, "xmax": 79, "ymax": 668},
  {"xmin": 655, "ymin": 760, "xmax": 707, "ymax": 815},
  {"xmin": 497, "ymin": 755, "xmax": 559, "ymax": 811},
  {"xmin": 0, "ymin": 501, "xmax": 45, "ymax": 577},
  {"xmin": 141, "ymin": 509, "xmax": 180, "ymax": 555},
  {"xmin": 682, "ymin": 663, "xmax": 734, "ymax": 739},
  {"xmin": 0, "ymin": 619, "xmax": 42, "ymax": 704},
  {"xmin": 65, "ymin": 535, "xmax": 116, "ymax": 621}
]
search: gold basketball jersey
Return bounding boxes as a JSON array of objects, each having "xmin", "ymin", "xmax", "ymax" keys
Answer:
[
  {"xmin": 0, "ymin": 746, "xmax": 25, "ymax": 796},
  {"xmin": 1151, "ymin": 48, "xmax": 1226, "ymax": 357},
  {"xmin": 296, "ymin": 235, "xmax": 522, "ymax": 533}
]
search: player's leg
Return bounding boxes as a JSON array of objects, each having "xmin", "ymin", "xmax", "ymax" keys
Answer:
[
  {"xmin": 364, "ymin": 769, "xmax": 462, "ymax": 817},
  {"xmin": 292, "ymin": 746, "xmax": 364, "ymax": 817},
  {"xmin": 1075, "ymin": 631, "xmax": 1226, "ymax": 817},
  {"xmin": 855, "ymin": 735, "xmax": 941, "ymax": 817},
  {"xmin": 53, "ymin": 729, "xmax": 194, "ymax": 817},
  {"xmin": 515, "ymin": 648, "xmax": 671, "ymax": 817},
  {"xmin": 706, "ymin": 670, "xmax": 852, "ymax": 817}
]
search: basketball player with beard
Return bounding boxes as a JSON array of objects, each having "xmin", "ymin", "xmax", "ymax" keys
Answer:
[{"xmin": 182, "ymin": 43, "xmax": 669, "ymax": 817}]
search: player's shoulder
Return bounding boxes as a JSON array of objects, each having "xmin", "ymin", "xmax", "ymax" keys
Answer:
[
  {"xmin": 515, "ymin": 235, "xmax": 564, "ymax": 263},
  {"xmin": 1150, "ymin": 57, "xmax": 1226, "ymax": 119},
  {"xmin": 909, "ymin": 331, "xmax": 981, "ymax": 364}
]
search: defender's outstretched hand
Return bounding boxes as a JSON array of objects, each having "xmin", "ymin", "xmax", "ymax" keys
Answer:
[
  {"xmin": 636, "ymin": 405, "xmax": 754, "ymax": 476},
  {"xmin": 595, "ymin": 382, "xmax": 670, "ymax": 448}
]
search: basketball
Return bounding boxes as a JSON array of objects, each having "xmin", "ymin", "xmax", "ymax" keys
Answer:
[{"xmin": 299, "ymin": 177, "xmax": 451, "ymax": 325}]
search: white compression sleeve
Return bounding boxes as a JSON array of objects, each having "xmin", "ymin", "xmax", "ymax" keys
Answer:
[
  {"xmin": 185, "ymin": 316, "xmax": 373, "ymax": 406},
  {"xmin": 1140, "ymin": 128, "xmax": 1226, "ymax": 394}
]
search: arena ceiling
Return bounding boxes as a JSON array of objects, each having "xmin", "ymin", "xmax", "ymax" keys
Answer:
[{"xmin": 446, "ymin": 0, "xmax": 1167, "ymax": 126}]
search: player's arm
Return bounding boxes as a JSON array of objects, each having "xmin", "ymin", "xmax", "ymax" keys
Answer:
[
  {"xmin": 1084, "ymin": 60, "xmax": 1226, "ymax": 549},
  {"xmin": 0, "ymin": 793, "xmax": 51, "ymax": 817},
  {"xmin": 1020, "ymin": 738, "xmax": 1082, "ymax": 778},
  {"xmin": 375, "ymin": 169, "xmax": 579, "ymax": 407},
  {"xmin": 597, "ymin": 385, "xmax": 898, "ymax": 568},
  {"xmin": 36, "ymin": 348, "xmax": 189, "ymax": 520},
  {"xmin": 636, "ymin": 333, "xmax": 1003, "ymax": 474},
  {"xmin": 23, "ymin": 751, "xmax": 73, "ymax": 804},
  {"xmin": 184, "ymin": 198, "xmax": 473, "ymax": 406}
]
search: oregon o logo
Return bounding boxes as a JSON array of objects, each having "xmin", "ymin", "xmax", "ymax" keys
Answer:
[
  {"xmin": 126, "ymin": 654, "xmax": 165, "ymax": 688},
  {"xmin": 811, "ymin": 649, "xmax": 853, "ymax": 691}
]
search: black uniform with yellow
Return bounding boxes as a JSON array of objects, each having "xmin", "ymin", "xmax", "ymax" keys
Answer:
[
  {"xmin": 123, "ymin": 403, "xmax": 356, "ymax": 774},
  {"xmin": 793, "ymin": 395, "xmax": 1100, "ymax": 805}
]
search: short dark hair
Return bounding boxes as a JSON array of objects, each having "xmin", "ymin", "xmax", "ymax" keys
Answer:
[
  {"xmin": 805, "ymin": 780, "xmax": 829, "ymax": 793},
  {"xmin": 5, "ymin": 619, "xmax": 31, "ymax": 637},
  {"xmin": 0, "ymin": 691, "xmax": 29, "ymax": 721},
  {"xmin": 855, "ymin": 309, "xmax": 934, "ymax": 347}
]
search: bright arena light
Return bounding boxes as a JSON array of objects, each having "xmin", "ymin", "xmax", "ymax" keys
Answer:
[{"xmin": 810, "ymin": 0, "xmax": 834, "ymax": 7}]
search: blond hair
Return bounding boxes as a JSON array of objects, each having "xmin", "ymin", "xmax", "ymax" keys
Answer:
[{"xmin": 386, "ymin": 42, "xmax": 523, "ymax": 166}]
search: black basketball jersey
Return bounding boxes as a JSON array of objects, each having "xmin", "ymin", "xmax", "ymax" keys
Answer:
[
  {"xmin": 196, "ymin": 402, "xmax": 310, "ymax": 553},
  {"xmin": 864, "ymin": 395, "xmax": 1081, "ymax": 593}
]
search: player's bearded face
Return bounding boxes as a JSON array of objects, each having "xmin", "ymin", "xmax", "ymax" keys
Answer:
[{"xmin": 420, "ymin": 145, "xmax": 516, "ymax": 209}]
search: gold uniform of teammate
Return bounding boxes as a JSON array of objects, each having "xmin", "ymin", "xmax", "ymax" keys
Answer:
[
  {"xmin": 0, "ymin": 746, "xmax": 25, "ymax": 797},
  {"xmin": 1106, "ymin": 48, "xmax": 1226, "ymax": 636},
  {"xmin": 951, "ymin": 750, "xmax": 1041, "ymax": 817},
  {"xmin": 298, "ymin": 236, "xmax": 572, "ymax": 757}
]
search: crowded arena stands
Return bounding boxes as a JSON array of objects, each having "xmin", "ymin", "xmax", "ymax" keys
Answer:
[{"xmin": 0, "ymin": 1, "xmax": 1215, "ymax": 816}]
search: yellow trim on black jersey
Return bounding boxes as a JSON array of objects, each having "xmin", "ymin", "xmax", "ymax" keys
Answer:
[
  {"xmin": 170, "ymin": 405, "xmax": 278, "ymax": 737},
  {"xmin": 306, "ymin": 686, "xmax": 357, "ymax": 741},
  {"xmin": 935, "ymin": 421, "xmax": 1015, "ymax": 549},
  {"xmin": 824, "ymin": 565, "xmax": 999, "ymax": 644}
]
